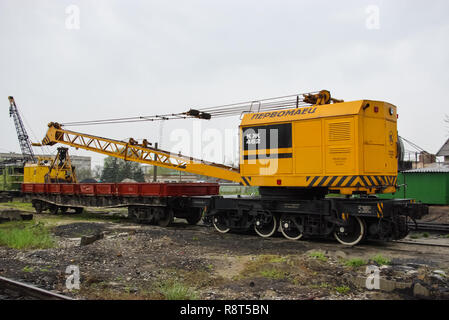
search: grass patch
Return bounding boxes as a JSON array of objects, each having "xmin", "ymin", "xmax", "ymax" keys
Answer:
[
  {"xmin": 0, "ymin": 221, "xmax": 55, "ymax": 249},
  {"xmin": 441, "ymin": 234, "xmax": 449, "ymax": 239},
  {"xmin": 0, "ymin": 201, "xmax": 33, "ymax": 210},
  {"xmin": 310, "ymin": 282, "xmax": 331, "ymax": 289},
  {"xmin": 344, "ymin": 258, "xmax": 366, "ymax": 268},
  {"xmin": 370, "ymin": 254, "xmax": 391, "ymax": 266},
  {"xmin": 335, "ymin": 286, "xmax": 350, "ymax": 294},
  {"xmin": 158, "ymin": 280, "xmax": 199, "ymax": 300},
  {"xmin": 260, "ymin": 268, "xmax": 287, "ymax": 280},
  {"xmin": 22, "ymin": 266, "xmax": 34, "ymax": 272},
  {"xmin": 308, "ymin": 251, "xmax": 328, "ymax": 262}
]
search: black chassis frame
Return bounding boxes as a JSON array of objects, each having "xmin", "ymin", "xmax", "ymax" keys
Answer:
[
  {"xmin": 205, "ymin": 196, "xmax": 428, "ymax": 240},
  {"xmin": 24, "ymin": 194, "xmax": 210, "ymax": 221}
]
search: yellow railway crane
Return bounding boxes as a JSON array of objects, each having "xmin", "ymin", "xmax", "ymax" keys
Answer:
[
  {"xmin": 34, "ymin": 90, "xmax": 426, "ymax": 245},
  {"xmin": 39, "ymin": 90, "xmax": 397, "ymax": 195}
]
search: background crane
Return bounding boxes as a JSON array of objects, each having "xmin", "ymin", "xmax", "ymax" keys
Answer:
[{"xmin": 8, "ymin": 97, "xmax": 35, "ymax": 163}]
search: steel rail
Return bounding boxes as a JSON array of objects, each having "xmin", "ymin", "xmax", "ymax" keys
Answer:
[
  {"xmin": 408, "ymin": 222, "xmax": 449, "ymax": 232},
  {"xmin": 0, "ymin": 276, "xmax": 73, "ymax": 300}
]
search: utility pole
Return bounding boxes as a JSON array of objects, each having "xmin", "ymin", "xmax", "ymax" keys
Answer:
[{"xmin": 153, "ymin": 142, "xmax": 158, "ymax": 182}]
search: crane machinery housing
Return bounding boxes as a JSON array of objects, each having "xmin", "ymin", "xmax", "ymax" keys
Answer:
[{"xmin": 24, "ymin": 90, "xmax": 427, "ymax": 246}]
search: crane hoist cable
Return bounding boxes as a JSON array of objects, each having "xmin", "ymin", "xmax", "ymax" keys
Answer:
[{"xmin": 60, "ymin": 90, "xmax": 343, "ymax": 127}]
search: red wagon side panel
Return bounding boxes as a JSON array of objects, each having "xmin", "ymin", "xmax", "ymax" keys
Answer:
[
  {"xmin": 21, "ymin": 184, "xmax": 34, "ymax": 193},
  {"xmin": 140, "ymin": 183, "xmax": 164, "ymax": 196},
  {"xmin": 22, "ymin": 182, "xmax": 219, "ymax": 197},
  {"xmin": 47, "ymin": 184, "xmax": 61, "ymax": 194},
  {"xmin": 164, "ymin": 183, "xmax": 220, "ymax": 196},
  {"xmin": 95, "ymin": 183, "xmax": 116, "ymax": 195},
  {"xmin": 61, "ymin": 184, "xmax": 78, "ymax": 194},
  {"xmin": 117, "ymin": 183, "xmax": 139, "ymax": 196},
  {"xmin": 79, "ymin": 184, "xmax": 96, "ymax": 195}
]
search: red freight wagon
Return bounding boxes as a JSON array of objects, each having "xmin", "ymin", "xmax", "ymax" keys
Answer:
[
  {"xmin": 22, "ymin": 182, "xmax": 220, "ymax": 197},
  {"xmin": 22, "ymin": 182, "xmax": 219, "ymax": 226}
]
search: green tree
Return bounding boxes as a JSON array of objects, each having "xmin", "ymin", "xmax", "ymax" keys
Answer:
[
  {"xmin": 76, "ymin": 168, "xmax": 93, "ymax": 181},
  {"xmin": 100, "ymin": 157, "xmax": 145, "ymax": 182}
]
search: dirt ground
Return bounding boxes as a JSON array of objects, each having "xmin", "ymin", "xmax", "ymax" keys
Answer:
[{"xmin": 0, "ymin": 205, "xmax": 449, "ymax": 300}]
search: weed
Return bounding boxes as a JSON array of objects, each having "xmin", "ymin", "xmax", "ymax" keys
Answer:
[
  {"xmin": 192, "ymin": 236, "xmax": 199, "ymax": 241},
  {"xmin": 310, "ymin": 282, "xmax": 331, "ymax": 289},
  {"xmin": 22, "ymin": 266, "xmax": 34, "ymax": 272},
  {"xmin": 422, "ymin": 232, "xmax": 429, "ymax": 238},
  {"xmin": 308, "ymin": 251, "xmax": 328, "ymax": 262},
  {"xmin": 268, "ymin": 256, "xmax": 287, "ymax": 263},
  {"xmin": 344, "ymin": 258, "xmax": 366, "ymax": 268},
  {"xmin": 260, "ymin": 269, "xmax": 287, "ymax": 280},
  {"xmin": 158, "ymin": 281, "xmax": 199, "ymax": 300},
  {"xmin": 335, "ymin": 286, "xmax": 350, "ymax": 294},
  {"xmin": 371, "ymin": 254, "xmax": 391, "ymax": 266}
]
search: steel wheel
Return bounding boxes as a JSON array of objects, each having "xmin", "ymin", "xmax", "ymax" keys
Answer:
[
  {"xmin": 213, "ymin": 215, "xmax": 230, "ymax": 233},
  {"xmin": 49, "ymin": 205, "xmax": 59, "ymax": 215},
  {"xmin": 254, "ymin": 213, "xmax": 278, "ymax": 238},
  {"xmin": 186, "ymin": 208, "xmax": 203, "ymax": 225},
  {"xmin": 157, "ymin": 208, "xmax": 174, "ymax": 227},
  {"xmin": 280, "ymin": 215, "xmax": 303, "ymax": 240},
  {"xmin": 34, "ymin": 202, "xmax": 43, "ymax": 214},
  {"xmin": 334, "ymin": 216, "xmax": 365, "ymax": 246}
]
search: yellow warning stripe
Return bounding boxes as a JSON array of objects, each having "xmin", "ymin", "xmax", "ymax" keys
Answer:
[{"xmin": 306, "ymin": 175, "xmax": 397, "ymax": 188}]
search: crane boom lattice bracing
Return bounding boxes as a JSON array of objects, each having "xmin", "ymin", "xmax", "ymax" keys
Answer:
[{"xmin": 41, "ymin": 122, "xmax": 243, "ymax": 184}]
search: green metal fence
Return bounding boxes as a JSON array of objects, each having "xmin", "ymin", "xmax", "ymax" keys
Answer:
[{"xmin": 378, "ymin": 171, "xmax": 449, "ymax": 205}]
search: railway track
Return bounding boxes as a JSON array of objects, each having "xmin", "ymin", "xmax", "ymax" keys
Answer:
[
  {"xmin": 408, "ymin": 221, "xmax": 449, "ymax": 233},
  {"xmin": 0, "ymin": 276, "xmax": 73, "ymax": 300}
]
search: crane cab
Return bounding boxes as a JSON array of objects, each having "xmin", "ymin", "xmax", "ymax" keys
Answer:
[{"xmin": 239, "ymin": 100, "xmax": 398, "ymax": 195}]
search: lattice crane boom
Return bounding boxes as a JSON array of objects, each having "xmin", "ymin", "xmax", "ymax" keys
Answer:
[
  {"xmin": 8, "ymin": 97, "xmax": 36, "ymax": 163},
  {"xmin": 40, "ymin": 122, "xmax": 243, "ymax": 184}
]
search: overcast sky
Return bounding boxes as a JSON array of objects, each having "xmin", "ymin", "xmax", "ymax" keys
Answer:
[{"xmin": 1, "ymin": 0, "xmax": 448, "ymax": 168}]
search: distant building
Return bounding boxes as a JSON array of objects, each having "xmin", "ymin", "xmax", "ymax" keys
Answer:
[
  {"xmin": 0, "ymin": 152, "xmax": 91, "ymax": 171},
  {"xmin": 436, "ymin": 138, "xmax": 449, "ymax": 163}
]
